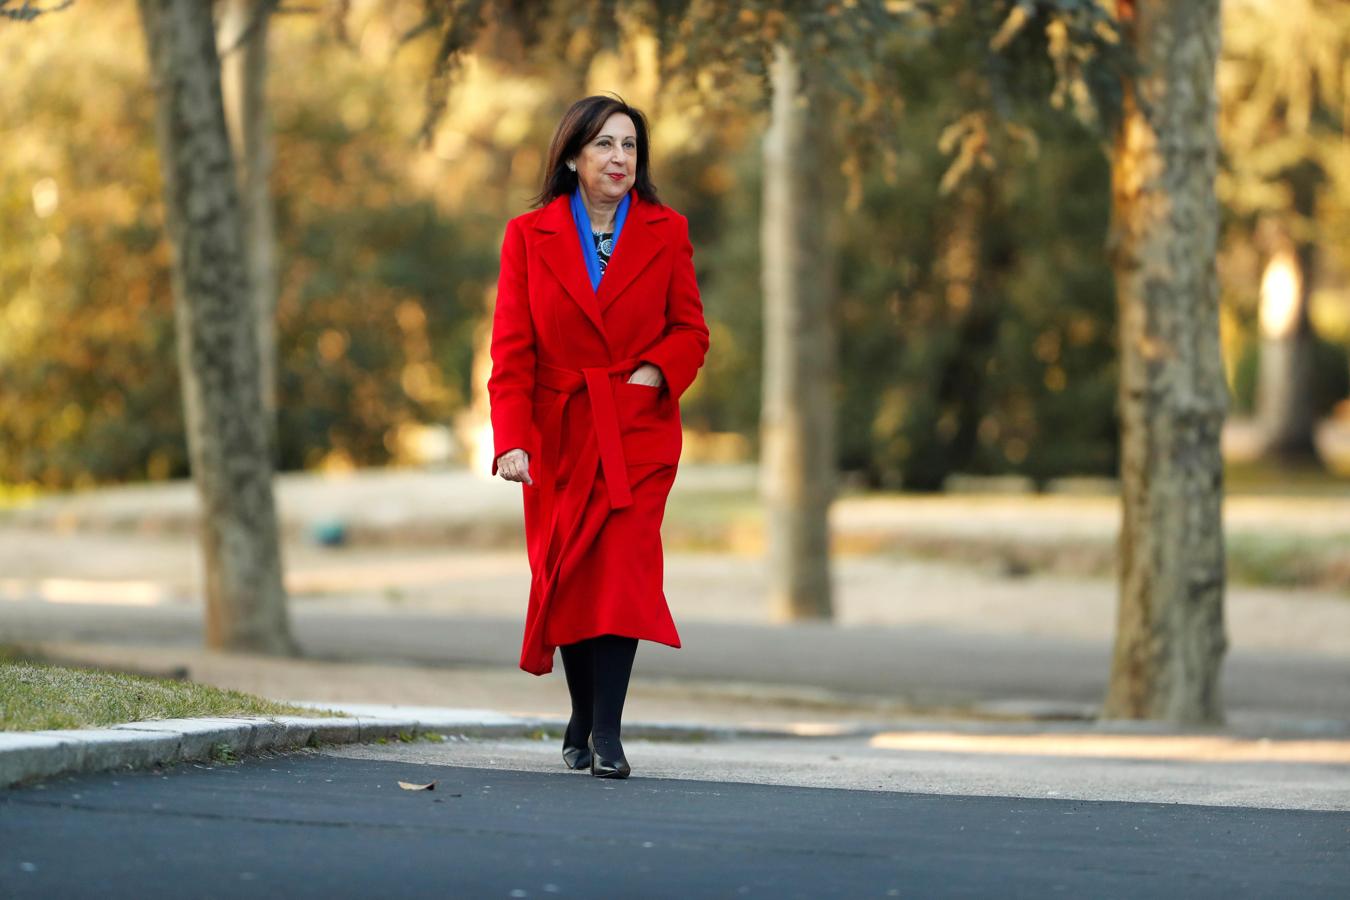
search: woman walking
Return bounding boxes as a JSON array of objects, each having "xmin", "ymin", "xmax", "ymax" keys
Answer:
[{"xmin": 487, "ymin": 95, "xmax": 710, "ymax": 779}]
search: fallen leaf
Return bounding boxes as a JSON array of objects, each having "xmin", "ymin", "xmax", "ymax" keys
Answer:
[{"xmin": 397, "ymin": 780, "xmax": 437, "ymax": 791}]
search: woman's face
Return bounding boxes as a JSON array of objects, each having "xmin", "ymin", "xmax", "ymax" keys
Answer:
[{"xmin": 570, "ymin": 112, "xmax": 637, "ymax": 206}]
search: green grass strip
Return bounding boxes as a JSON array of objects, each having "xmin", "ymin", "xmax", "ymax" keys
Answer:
[{"xmin": 0, "ymin": 653, "xmax": 345, "ymax": 732}]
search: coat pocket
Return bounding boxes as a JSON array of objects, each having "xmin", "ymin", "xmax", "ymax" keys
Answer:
[{"xmin": 614, "ymin": 381, "xmax": 682, "ymax": 466}]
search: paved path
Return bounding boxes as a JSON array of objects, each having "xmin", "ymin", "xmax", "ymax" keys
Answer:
[
  {"xmin": 327, "ymin": 730, "xmax": 1350, "ymax": 811},
  {"xmin": 5, "ymin": 532, "xmax": 1350, "ymax": 655},
  {"xmin": 3, "ymin": 748, "xmax": 1346, "ymax": 898},
  {"xmin": 4, "ymin": 600, "xmax": 1348, "ymax": 726}
]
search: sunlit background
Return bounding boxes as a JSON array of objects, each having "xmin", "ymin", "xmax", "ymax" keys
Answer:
[
  {"xmin": 2, "ymin": 1, "xmax": 1349, "ymax": 731},
  {"xmin": 2, "ymin": 0, "xmax": 1344, "ymax": 497}
]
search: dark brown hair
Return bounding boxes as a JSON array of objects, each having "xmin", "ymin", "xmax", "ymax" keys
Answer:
[{"xmin": 532, "ymin": 94, "xmax": 660, "ymax": 208}]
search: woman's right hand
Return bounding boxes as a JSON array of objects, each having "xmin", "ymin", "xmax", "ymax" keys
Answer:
[{"xmin": 495, "ymin": 448, "xmax": 533, "ymax": 485}]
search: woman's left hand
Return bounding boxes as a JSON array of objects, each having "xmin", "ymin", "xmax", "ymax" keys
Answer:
[{"xmin": 626, "ymin": 364, "xmax": 664, "ymax": 388}]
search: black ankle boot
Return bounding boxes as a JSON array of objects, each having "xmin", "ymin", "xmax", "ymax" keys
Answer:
[
  {"xmin": 588, "ymin": 635, "xmax": 637, "ymax": 779},
  {"xmin": 562, "ymin": 716, "xmax": 592, "ymax": 770},
  {"xmin": 559, "ymin": 640, "xmax": 596, "ymax": 771},
  {"xmin": 588, "ymin": 731, "xmax": 631, "ymax": 779}
]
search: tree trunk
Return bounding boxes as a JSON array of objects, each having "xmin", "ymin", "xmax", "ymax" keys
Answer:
[
  {"xmin": 1253, "ymin": 214, "xmax": 1320, "ymax": 466},
  {"xmin": 760, "ymin": 42, "xmax": 836, "ymax": 621},
  {"xmin": 137, "ymin": 0, "xmax": 297, "ymax": 655},
  {"xmin": 218, "ymin": 0, "xmax": 280, "ymax": 452},
  {"xmin": 1103, "ymin": 0, "xmax": 1227, "ymax": 722},
  {"xmin": 900, "ymin": 180, "xmax": 1003, "ymax": 491},
  {"xmin": 463, "ymin": 292, "xmax": 497, "ymax": 473}
]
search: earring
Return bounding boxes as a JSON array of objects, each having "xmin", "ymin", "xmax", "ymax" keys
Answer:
[{"xmin": 567, "ymin": 162, "xmax": 576, "ymax": 171}]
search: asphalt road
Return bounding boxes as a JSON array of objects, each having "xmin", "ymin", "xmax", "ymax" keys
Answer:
[
  {"xmin": 2, "ymin": 751, "xmax": 1347, "ymax": 899},
  {"xmin": 3, "ymin": 600, "xmax": 1348, "ymax": 722}
]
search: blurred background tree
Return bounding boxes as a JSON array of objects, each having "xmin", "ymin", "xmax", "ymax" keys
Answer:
[
  {"xmin": 1, "ymin": 3, "xmax": 180, "ymax": 487},
  {"xmin": 1, "ymin": 0, "xmax": 1346, "ymax": 723},
  {"xmin": 1217, "ymin": 0, "xmax": 1350, "ymax": 468},
  {"xmin": 2, "ymin": 0, "xmax": 1346, "ymax": 492},
  {"xmin": 218, "ymin": 0, "xmax": 282, "ymax": 450},
  {"xmin": 136, "ymin": 0, "xmax": 296, "ymax": 655},
  {"xmin": 0, "ymin": 2, "xmax": 499, "ymax": 486},
  {"xmin": 827, "ymin": 9, "xmax": 1120, "ymax": 492}
]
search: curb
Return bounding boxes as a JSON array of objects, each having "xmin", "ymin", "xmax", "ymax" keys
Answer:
[
  {"xmin": 0, "ymin": 707, "xmax": 534, "ymax": 793},
  {"xmin": 0, "ymin": 703, "xmax": 848, "ymax": 791},
  {"xmin": 0, "ymin": 708, "xmax": 527, "ymax": 790}
]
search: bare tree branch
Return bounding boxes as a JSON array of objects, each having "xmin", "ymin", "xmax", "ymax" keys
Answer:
[
  {"xmin": 0, "ymin": 0, "xmax": 74, "ymax": 22},
  {"xmin": 325, "ymin": 0, "xmax": 354, "ymax": 49},
  {"xmin": 396, "ymin": 13, "xmax": 439, "ymax": 50},
  {"xmin": 219, "ymin": 0, "xmax": 280, "ymax": 58}
]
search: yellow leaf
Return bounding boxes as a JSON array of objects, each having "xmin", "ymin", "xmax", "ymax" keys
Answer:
[{"xmin": 397, "ymin": 780, "xmax": 438, "ymax": 791}]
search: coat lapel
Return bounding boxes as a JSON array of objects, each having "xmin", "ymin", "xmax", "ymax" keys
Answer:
[
  {"xmin": 534, "ymin": 195, "xmax": 608, "ymax": 344},
  {"xmin": 598, "ymin": 195, "xmax": 668, "ymax": 313}
]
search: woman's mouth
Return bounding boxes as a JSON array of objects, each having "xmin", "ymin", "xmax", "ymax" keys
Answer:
[{"xmin": 606, "ymin": 173, "xmax": 626, "ymax": 181}]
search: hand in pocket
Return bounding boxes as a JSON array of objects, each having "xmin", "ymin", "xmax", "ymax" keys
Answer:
[{"xmin": 626, "ymin": 364, "xmax": 664, "ymax": 388}]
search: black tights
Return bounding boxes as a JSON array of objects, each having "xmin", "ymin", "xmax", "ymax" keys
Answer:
[{"xmin": 559, "ymin": 634, "xmax": 638, "ymax": 758}]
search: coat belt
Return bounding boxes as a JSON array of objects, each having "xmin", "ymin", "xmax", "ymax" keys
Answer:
[{"xmin": 534, "ymin": 358, "xmax": 639, "ymax": 516}]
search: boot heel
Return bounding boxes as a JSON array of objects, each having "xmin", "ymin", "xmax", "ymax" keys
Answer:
[
  {"xmin": 588, "ymin": 733, "xmax": 631, "ymax": 779},
  {"xmin": 562, "ymin": 743, "xmax": 592, "ymax": 770}
]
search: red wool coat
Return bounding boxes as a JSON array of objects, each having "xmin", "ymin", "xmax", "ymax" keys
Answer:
[{"xmin": 487, "ymin": 191, "xmax": 710, "ymax": 675}]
